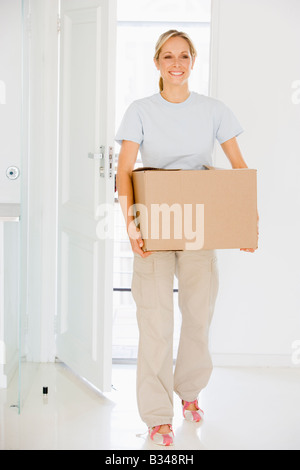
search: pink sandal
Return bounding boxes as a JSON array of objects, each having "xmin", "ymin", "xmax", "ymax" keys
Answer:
[
  {"xmin": 148, "ymin": 425, "xmax": 174, "ymax": 446},
  {"xmin": 182, "ymin": 399, "xmax": 204, "ymax": 422}
]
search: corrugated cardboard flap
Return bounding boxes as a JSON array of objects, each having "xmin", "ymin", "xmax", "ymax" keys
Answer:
[
  {"xmin": 203, "ymin": 165, "xmax": 256, "ymax": 171},
  {"xmin": 133, "ymin": 167, "xmax": 181, "ymax": 172}
]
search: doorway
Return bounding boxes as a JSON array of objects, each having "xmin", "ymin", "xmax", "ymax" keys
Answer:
[
  {"xmin": 15, "ymin": 0, "xmax": 212, "ymax": 411},
  {"xmin": 112, "ymin": 0, "xmax": 212, "ymax": 361}
]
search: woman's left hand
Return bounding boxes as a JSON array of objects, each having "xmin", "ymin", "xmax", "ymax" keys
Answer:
[{"xmin": 240, "ymin": 211, "xmax": 259, "ymax": 253}]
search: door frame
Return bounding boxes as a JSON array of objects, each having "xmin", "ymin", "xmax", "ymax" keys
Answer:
[{"xmin": 22, "ymin": 0, "xmax": 60, "ymax": 362}]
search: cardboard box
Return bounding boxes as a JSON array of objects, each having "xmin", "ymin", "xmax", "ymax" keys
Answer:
[{"xmin": 132, "ymin": 166, "xmax": 258, "ymax": 251}]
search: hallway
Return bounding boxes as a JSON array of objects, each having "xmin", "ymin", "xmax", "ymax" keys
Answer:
[{"xmin": 1, "ymin": 363, "xmax": 299, "ymax": 450}]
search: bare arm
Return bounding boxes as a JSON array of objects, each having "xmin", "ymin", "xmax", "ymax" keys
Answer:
[
  {"xmin": 221, "ymin": 137, "xmax": 259, "ymax": 252},
  {"xmin": 116, "ymin": 140, "xmax": 152, "ymax": 258},
  {"xmin": 221, "ymin": 136, "xmax": 248, "ymax": 169}
]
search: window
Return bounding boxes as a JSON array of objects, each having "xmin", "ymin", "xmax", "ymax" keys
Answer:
[{"xmin": 113, "ymin": 0, "xmax": 211, "ymax": 360}]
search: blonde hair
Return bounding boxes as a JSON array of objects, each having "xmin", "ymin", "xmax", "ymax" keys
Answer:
[{"xmin": 154, "ymin": 30, "xmax": 197, "ymax": 92}]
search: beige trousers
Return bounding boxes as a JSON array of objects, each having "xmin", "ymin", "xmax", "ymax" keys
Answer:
[{"xmin": 131, "ymin": 249, "xmax": 219, "ymax": 428}]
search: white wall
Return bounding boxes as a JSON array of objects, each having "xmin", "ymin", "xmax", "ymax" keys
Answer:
[
  {"xmin": 0, "ymin": 222, "xmax": 19, "ymax": 387},
  {"xmin": 210, "ymin": 0, "xmax": 300, "ymax": 365},
  {"xmin": 0, "ymin": 0, "xmax": 21, "ymax": 203}
]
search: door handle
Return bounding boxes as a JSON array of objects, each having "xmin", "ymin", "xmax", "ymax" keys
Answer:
[
  {"xmin": 88, "ymin": 145, "xmax": 105, "ymax": 177},
  {"xmin": 88, "ymin": 145, "xmax": 114, "ymax": 179}
]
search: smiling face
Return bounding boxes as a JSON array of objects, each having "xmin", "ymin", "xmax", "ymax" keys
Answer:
[{"xmin": 154, "ymin": 36, "xmax": 196, "ymax": 90}]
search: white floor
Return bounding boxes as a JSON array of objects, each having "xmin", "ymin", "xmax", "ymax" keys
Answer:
[{"xmin": 0, "ymin": 363, "xmax": 300, "ymax": 450}]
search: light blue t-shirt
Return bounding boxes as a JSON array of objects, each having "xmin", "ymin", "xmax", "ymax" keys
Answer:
[{"xmin": 115, "ymin": 92, "xmax": 243, "ymax": 170}]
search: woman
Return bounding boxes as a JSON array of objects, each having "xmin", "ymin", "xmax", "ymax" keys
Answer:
[{"xmin": 116, "ymin": 30, "xmax": 257, "ymax": 446}]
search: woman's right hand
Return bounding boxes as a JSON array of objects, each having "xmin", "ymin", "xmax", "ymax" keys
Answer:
[
  {"xmin": 116, "ymin": 141, "xmax": 152, "ymax": 258},
  {"xmin": 128, "ymin": 224, "xmax": 152, "ymax": 258}
]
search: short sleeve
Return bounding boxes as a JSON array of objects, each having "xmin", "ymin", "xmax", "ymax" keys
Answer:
[
  {"xmin": 115, "ymin": 102, "xmax": 144, "ymax": 146},
  {"xmin": 215, "ymin": 102, "xmax": 244, "ymax": 144}
]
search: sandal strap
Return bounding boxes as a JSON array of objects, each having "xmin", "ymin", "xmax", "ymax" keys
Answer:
[
  {"xmin": 149, "ymin": 424, "xmax": 173, "ymax": 439},
  {"xmin": 183, "ymin": 399, "xmax": 200, "ymax": 413}
]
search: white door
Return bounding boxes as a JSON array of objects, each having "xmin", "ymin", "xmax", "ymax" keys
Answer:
[{"xmin": 56, "ymin": 0, "xmax": 117, "ymax": 392}]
